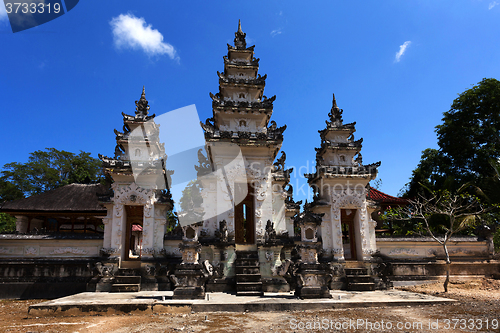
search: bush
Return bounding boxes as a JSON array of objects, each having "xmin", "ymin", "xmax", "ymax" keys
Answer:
[{"xmin": 0, "ymin": 213, "xmax": 16, "ymax": 233}]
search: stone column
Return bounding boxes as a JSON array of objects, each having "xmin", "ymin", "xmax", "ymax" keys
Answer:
[
  {"xmin": 111, "ymin": 204, "xmax": 125, "ymax": 259},
  {"xmin": 153, "ymin": 204, "xmax": 167, "ymax": 253},
  {"xmin": 142, "ymin": 203, "xmax": 155, "ymax": 258},
  {"xmin": 331, "ymin": 208, "xmax": 344, "ymax": 261},
  {"xmin": 15, "ymin": 215, "xmax": 29, "ymax": 234}
]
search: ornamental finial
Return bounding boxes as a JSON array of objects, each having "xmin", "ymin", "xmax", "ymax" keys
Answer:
[
  {"xmin": 328, "ymin": 92, "xmax": 343, "ymax": 125},
  {"xmin": 135, "ymin": 85, "xmax": 150, "ymax": 116},
  {"xmin": 234, "ymin": 20, "xmax": 246, "ymax": 49},
  {"xmin": 332, "ymin": 93, "xmax": 338, "ymax": 110}
]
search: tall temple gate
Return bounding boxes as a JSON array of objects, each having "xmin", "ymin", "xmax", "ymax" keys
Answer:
[{"xmin": 1, "ymin": 21, "xmax": 493, "ymax": 300}]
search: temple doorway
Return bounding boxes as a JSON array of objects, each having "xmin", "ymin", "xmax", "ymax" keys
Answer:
[
  {"xmin": 125, "ymin": 205, "xmax": 143, "ymax": 261},
  {"xmin": 341, "ymin": 209, "xmax": 357, "ymax": 260},
  {"xmin": 234, "ymin": 183, "xmax": 255, "ymax": 244}
]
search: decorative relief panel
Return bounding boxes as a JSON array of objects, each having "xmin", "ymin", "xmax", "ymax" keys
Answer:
[
  {"xmin": 49, "ymin": 247, "xmax": 88, "ymax": 255},
  {"xmin": 24, "ymin": 246, "xmax": 38, "ymax": 255},
  {"xmin": 112, "ymin": 182, "xmax": 154, "ymax": 205}
]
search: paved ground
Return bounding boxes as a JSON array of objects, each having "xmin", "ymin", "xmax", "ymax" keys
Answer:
[
  {"xmin": 28, "ymin": 289, "xmax": 454, "ymax": 315},
  {"xmin": 1, "ymin": 278, "xmax": 498, "ymax": 332}
]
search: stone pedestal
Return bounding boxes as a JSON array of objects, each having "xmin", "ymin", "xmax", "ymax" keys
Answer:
[
  {"xmin": 294, "ymin": 243, "xmax": 332, "ymax": 299},
  {"xmin": 171, "ymin": 233, "xmax": 210, "ymax": 299},
  {"xmin": 295, "ymin": 262, "xmax": 332, "ymax": 299},
  {"xmin": 171, "ymin": 263, "xmax": 207, "ymax": 299}
]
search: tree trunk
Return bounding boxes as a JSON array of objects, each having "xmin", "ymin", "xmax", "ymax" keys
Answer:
[{"xmin": 443, "ymin": 244, "xmax": 451, "ymax": 293}]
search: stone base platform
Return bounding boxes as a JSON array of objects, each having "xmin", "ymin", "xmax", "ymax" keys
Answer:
[{"xmin": 28, "ymin": 290, "xmax": 455, "ymax": 316}]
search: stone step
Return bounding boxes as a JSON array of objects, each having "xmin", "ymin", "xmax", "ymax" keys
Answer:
[
  {"xmin": 236, "ymin": 282, "xmax": 263, "ymax": 292},
  {"xmin": 347, "ymin": 282, "xmax": 375, "ymax": 291},
  {"xmin": 346, "ymin": 275, "xmax": 373, "ymax": 283},
  {"xmin": 117, "ymin": 268, "xmax": 140, "ymax": 276},
  {"xmin": 114, "ymin": 276, "xmax": 141, "ymax": 284},
  {"xmin": 345, "ymin": 268, "xmax": 368, "ymax": 276},
  {"xmin": 235, "ymin": 260, "xmax": 259, "ymax": 267},
  {"xmin": 236, "ymin": 291, "xmax": 263, "ymax": 297},
  {"xmin": 236, "ymin": 274, "xmax": 262, "ymax": 282},
  {"xmin": 235, "ymin": 251, "xmax": 259, "ymax": 260},
  {"xmin": 235, "ymin": 266, "xmax": 260, "ymax": 275},
  {"xmin": 111, "ymin": 284, "xmax": 140, "ymax": 292}
]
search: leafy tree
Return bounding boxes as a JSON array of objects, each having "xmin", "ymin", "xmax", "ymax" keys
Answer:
[
  {"xmin": 0, "ymin": 212, "xmax": 16, "ymax": 233},
  {"xmin": 0, "ymin": 148, "xmax": 104, "ymax": 201},
  {"xmin": 165, "ymin": 210, "xmax": 179, "ymax": 233},
  {"xmin": 405, "ymin": 78, "xmax": 500, "ymax": 198},
  {"xmin": 388, "ymin": 188, "xmax": 486, "ymax": 292},
  {"xmin": 404, "ymin": 148, "xmax": 451, "ymax": 198},
  {"xmin": 178, "ymin": 180, "xmax": 203, "ymax": 212},
  {"xmin": 436, "ymin": 78, "xmax": 500, "ymax": 184}
]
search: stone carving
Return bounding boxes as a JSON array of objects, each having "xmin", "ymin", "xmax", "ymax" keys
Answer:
[
  {"xmin": 265, "ymin": 251, "xmax": 274, "ymax": 262},
  {"xmin": 195, "ymin": 148, "xmax": 212, "ymax": 176},
  {"xmin": 275, "ymin": 259, "xmax": 292, "ymax": 277},
  {"xmin": 49, "ymin": 247, "xmax": 88, "ymax": 255},
  {"xmin": 113, "ymin": 182, "xmax": 153, "ymax": 205},
  {"xmin": 95, "ymin": 262, "xmax": 118, "ymax": 277},
  {"xmin": 448, "ymin": 248, "xmax": 474, "ymax": 255},
  {"xmin": 388, "ymin": 248, "xmax": 419, "ymax": 256},
  {"xmin": 143, "ymin": 264, "xmax": 156, "ymax": 276},
  {"xmin": 264, "ymin": 220, "xmax": 277, "ymax": 242},
  {"xmin": 273, "ymin": 151, "xmax": 286, "ymax": 172},
  {"xmin": 142, "ymin": 247, "xmax": 155, "ymax": 255},
  {"xmin": 25, "ymin": 247, "xmax": 37, "ymax": 255},
  {"xmin": 203, "ymin": 260, "xmax": 214, "ymax": 277},
  {"xmin": 135, "ymin": 86, "xmax": 150, "ymax": 116},
  {"xmin": 100, "ymin": 248, "xmax": 119, "ymax": 256},
  {"xmin": 214, "ymin": 220, "xmax": 229, "ymax": 243},
  {"xmin": 427, "ymin": 249, "xmax": 438, "ymax": 256},
  {"xmin": 0, "ymin": 247, "xmax": 12, "ymax": 254}
]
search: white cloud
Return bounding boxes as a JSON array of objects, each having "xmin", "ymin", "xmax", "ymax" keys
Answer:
[
  {"xmin": 110, "ymin": 13, "xmax": 178, "ymax": 60},
  {"xmin": 395, "ymin": 41, "xmax": 411, "ymax": 62},
  {"xmin": 271, "ymin": 28, "xmax": 282, "ymax": 37},
  {"xmin": 489, "ymin": 1, "xmax": 498, "ymax": 9}
]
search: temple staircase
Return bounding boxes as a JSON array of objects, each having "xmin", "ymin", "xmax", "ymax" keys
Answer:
[
  {"xmin": 235, "ymin": 251, "xmax": 263, "ymax": 296},
  {"xmin": 345, "ymin": 267, "xmax": 375, "ymax": 291},
  {"xmin": 111, "ymin": 268, "xmax": 141, "ymax": 292}
]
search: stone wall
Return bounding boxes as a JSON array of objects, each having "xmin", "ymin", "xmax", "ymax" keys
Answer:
[
  {"xmin": 0, "ymin": 236, "xmax": 103, "ymax": 299},
  {"xmin": 377, "ymin": 238, "xmax": 491, "ymax": 261},
  {"xmin": 0, "ymin": 236, "xmax": 103, "ymax": 259}
]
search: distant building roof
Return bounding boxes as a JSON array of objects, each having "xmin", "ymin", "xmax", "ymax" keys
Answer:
[
  {"xmin": 131, "ymin": 224, "xmax": 143, "ymax": 232},
  {"xmin": 367, "ymin": 187, "xmax": 409, "ymax": 205},
  {"xmin": 0, "ymin": 183, "xmax": 107, "ymax": 214}
]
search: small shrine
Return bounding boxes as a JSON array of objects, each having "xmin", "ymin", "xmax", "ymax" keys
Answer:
[
  {"xmin": 98, "ymin": 87, "xmax": 174, "ymax": 268},
  {"xmin": 304, "ymin": 95, "xmax": 381, "ymax": 261}
]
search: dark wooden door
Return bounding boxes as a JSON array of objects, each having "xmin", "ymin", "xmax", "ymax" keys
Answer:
[
  {"xmin": 234, "ymin": 183, "xmax": 255, "ymax": 244},
  {"xmin": 341, "ymin": 209, "xmax": 357, "ymax": 260},
  {"xmin": 125, "ymin": 205, "xmax": 143, "ymax": 260}
]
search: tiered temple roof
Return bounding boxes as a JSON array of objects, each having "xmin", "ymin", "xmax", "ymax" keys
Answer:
[
  {"xmin": 98, "ymin": 87, "xmax": 173, "ymax": 203},
  {"xmin": 99, "ymin": 87, "xmax": 166, "ymax": 172},
  {"xmin": 305, "ymin": 94, "xmax": 380, "ymax": 182},
  {"xmin": 202, "ymin": 21, "xmax": 286, "ymax": 149}
]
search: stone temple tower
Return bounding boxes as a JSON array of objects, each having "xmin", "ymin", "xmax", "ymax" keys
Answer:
[
  {"xmin": 197, "ymin": 21, "xmax": 296, "ymax": 294},
  {"xmin": 200, "ymin": 20, "xmax": 288, "ymax": 246},
  {"xmin": 99, "ymin": 88, "xmax": 173, "ymax": 268},
  {"xmin": 305, "ymin": 94, "xmax": 380, "ymax": 261}
]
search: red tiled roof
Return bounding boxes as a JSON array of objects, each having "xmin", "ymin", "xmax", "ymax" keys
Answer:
[
  {"xmin": 367, "ymin": 187, "xmax": 409, "ymax": 204},
  {"xmin": 131, "ymin": 224, "xmax": 143, "ymax": 232}
]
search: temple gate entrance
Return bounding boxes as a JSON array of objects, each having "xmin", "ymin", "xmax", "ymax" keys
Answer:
[
  {"xmin": 341, "ymin": 209, "xmax": 357, "ymax": 260},
  {"xmin": 125, "ymin": 205, "xmax": 143, "ymax": 261},
  {"xmin": 234, "ymin": 183, "xmax": 255, "ymax": 244}
]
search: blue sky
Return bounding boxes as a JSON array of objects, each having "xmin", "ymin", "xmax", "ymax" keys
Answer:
[{"xmin": 1, "ymin": 0, "xmax": 499, "ymax": 203}]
